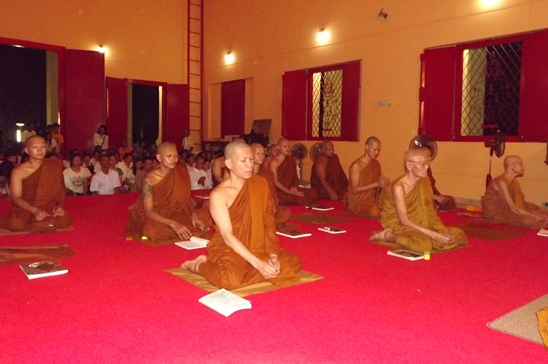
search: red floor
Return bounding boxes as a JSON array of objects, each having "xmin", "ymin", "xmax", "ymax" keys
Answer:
[{"xmin": 0, "ymin": 194, "xmax": 546, "ymax": 363}]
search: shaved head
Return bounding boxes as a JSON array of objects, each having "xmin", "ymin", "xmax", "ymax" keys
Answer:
[
  {"xmin": 504, "ymin": 155, "xmax": 521, "ymax": 169},
  {"xmin": 26, "ymin": 135, "xmax": 45, "ymax": 147},
  {"xmin": 157, "ymin": 142, "xmax": 176, "ymax": 155},
  {"xmin": 277, "ymin": 137, "xmax": 288, "ymax": 146},
  {"xmin": 224, "ymin": 140, "xmax": 251, "ymax": 159},
  {"xmin": 404, "ymin": 147, "xmax": 430, "ymax": 162},
  {"xmin": 365, "ymin": 136, "xmax": 380, "ymax": 146}
]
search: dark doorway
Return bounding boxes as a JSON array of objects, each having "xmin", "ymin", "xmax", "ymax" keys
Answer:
[
  {"xmin": 132, "ymin": 84, "xmax": 159, "ymax": 145},
  {"xmin": 0, "ymin": 45, "xmax": 46, "ymax": 147}
]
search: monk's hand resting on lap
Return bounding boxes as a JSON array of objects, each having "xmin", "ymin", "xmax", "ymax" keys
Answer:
[
  {"xmin": 289, "ymin": 186, "xmax": 304, "ymax": 197},
  {"xmin": 378, "ymin": 177, "xmax": 390, "ymax": 187},
  {"xmin": 170, "ymin": 221, "xmax": 192, "ymax": 240},
  {"xmin": 32, "ymin": 208, "xmax": 50, "ymax": 221},
  {"xmin": 269, "ymin": 254, "xmax": 280, "ymax": 274},
  {"xmin": 191, "ymin": 214, "xmax": 205, "ymax": 231},
  {"xmin": 328, "ymin": 191, "xmax": 339, "ymax": 201},
  {"xmin": 52, "ymin": 207, "xmax": 65, "ymax": 217},
  {"xmin": 433, "ymin": 232, "xmax": 454, "ymax": 246},
  {"xmin": 255, "ymin": 259, "xmax": 279, "ymax": 279}
]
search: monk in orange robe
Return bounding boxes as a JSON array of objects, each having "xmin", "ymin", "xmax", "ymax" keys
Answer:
[
  {"xmin": 371, "ymin": 147, "xmax": 467, "ymax": 253},
  {"xmin": 270, "ymin": 138, "xmax": 318, "ymax": 206},
  {"xmin": 250, "ymin": 143, "xmax": 291, "ymax": 228},
  {"xmin": 182, "ymin": 141, "xmax": 301, "ymax": 290},
  {"xmin": 345, "ymin": 137, "xmax": 390, "ymax": 219},
  {"xmin": 0, "ymin": 136, "xmax": 72, "ymax": 232},
  {"xmin": 125, "ymin": 142, "xmax": 211, "ymax": 242},
  {"xmin": 482, "ymin": 155, "xmax": 548, "ymax": 229},
  {"xmin": 310, "ymin": 141, "xmax": 349, "ymax": 200}
]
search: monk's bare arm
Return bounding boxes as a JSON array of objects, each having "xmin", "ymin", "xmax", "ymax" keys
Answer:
[
  {"xmin": 392, "ymin": 181, "xmax": 452, "ymax": 245},
  {"xmin": 142, "ymin": 177, "xmax": 192, "ymax": 239},
  {"xmin": 10, "ymin": 167, "xmax": 50, "ymax": 220},
  {"xmin": 493, "ymin": 179, "xmax": 536, "ymax": 217},
  {"xmin": 315, "ymin": 160, "xmax": 338, "ymax": 200},
  {"xmin": 211, "ymin": 158, "xmax": 224, "ymax": 183},
  {"xmin": 348, "ymin": 161, "xmax": 389, "ymax": 194},
  {"xmin": 209, "ymin": 188, "xmax": 278, "ymax": 278}
]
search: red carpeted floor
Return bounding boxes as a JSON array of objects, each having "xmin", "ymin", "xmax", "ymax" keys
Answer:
[{"xmin": 0, "ymin": 194, "xmax": 546, "ymax": 363}]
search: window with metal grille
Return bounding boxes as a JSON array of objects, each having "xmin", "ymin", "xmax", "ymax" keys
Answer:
[
  {"xmin": 461, "ymin": 42, "xmax": 522, "ymax": 137},
  {"xmin": 419, "ymin": 29, "xmax": 548, "ymax": 142},
  {"xmin": 311, "ymin": 69, "xmax": 343, "ymax": 138},
  {"xmin": 282, "ymin": 60, "xmax": 360, "ymax": 141}
]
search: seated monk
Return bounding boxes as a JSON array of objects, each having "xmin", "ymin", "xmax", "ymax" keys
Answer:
[
  {"xmin": 182, "ymin": 141, "xmax": 302, "ymax": 290},
  {"xmin": 211, "ymin": 153, "xmax": 229, "ymax": 188},
  {"xmin": 0, "ymin": 136, "xmax": 72, "ymax": 232},
  {"xmin": 482, "ymin": 155, "xmax": 548, "ymax": 229},
  {"xmin": 345, "ymin": 137, "xmax": 390, "ymax": 219},
  {"xmin": 371, "ymin": 147, "xmax": 467, "ymax": 253},
  {"xmin": 310, "ymin": 141, "xmax": 349, "ymax": 200},
  {"xmin": 270, "ymin": 138, "xmax": 318, "ymax": 206},
  {"xmin": 250, "ymin": 143, "xmax": 291, "ymax": 228},
  {"xmin": 125, "ymin": 142, "xmax": 211, "ymax": 241},
  {"xmin": 263, "ymin": 144, "xmax": 279, "ymax": 171}
]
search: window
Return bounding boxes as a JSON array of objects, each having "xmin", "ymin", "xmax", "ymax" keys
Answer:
[
  {"xmin": 419, "ymin": 29, "xmax": 548, "ymax": 142},
  {"xmin": 282, "ymin": 60, "xmax": 360, "ymax": 141}
]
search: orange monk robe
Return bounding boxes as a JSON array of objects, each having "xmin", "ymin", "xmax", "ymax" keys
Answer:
[
  {"xmin": 380, "ymin": 177, "xmax": 467, "ymax": 253},
  {"xmin": 276, "ymin": 156, "xmax": 318, "ymax": 206},
  {"xmin": 199, "ymin": 175, "xmax": 301, "ymax": 290},
  {"xmin": 258, "ymin": 164, "xmax": 291, "ymax": 228},
  {"xmin": 344, "ymin": 159, "xmax": 385, "ymax": 219},
  {"xmin": 125, "ymin": 161, "xmax": 212, "ymax": 241},
  {"xmin": 310, "ymin": 154, "xmax": 349, "ymax": 200},
  {"xmin": 482, "ymin": 176, "xmax": 548, "ymax": 229},
  {"xmin": 0, "ymin": 158, "xmax": 72, "ymax": 232}
]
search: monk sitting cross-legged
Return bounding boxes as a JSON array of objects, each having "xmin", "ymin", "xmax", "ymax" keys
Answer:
[
  {"xmin": 370, "ymin": 147, "xmax": 467, "ymax": 253},
  {"xmin": 0, "ymin": 135, "xmax": 72, "ymax": 232},
  {"xmin": 310, "ymin": 141, "xmax": 349, "ymax": 201},
  {"xmin": 182, "ymin": 141, "xmax": 302, "ymax": 290},
  {"xmin": 344, "ymin": 136, "xmax": 390, "ymax": 219},
  {"xmin": 251, "ymin": 143, "xmax": 291, "ymax": 228},
  {"xmin": 270, "ymin": 138, "xmax": 318, "ymax": 206},
  {"xmin": 482, "ymin": 155, "xmax": 548, "ymax": 229},
  {"xmin": 125, "ymin": 142, "xmax": 211, "ymax": 242}
]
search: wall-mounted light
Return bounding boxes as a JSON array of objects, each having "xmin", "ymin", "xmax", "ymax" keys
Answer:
[
  {"xmin": 317, "ymin": 28, "xmax": 330, "ymax": 44},
  {"xmin": 96, "ymin": 45, "xmax": 107, "ymax": 55},
  {"xmin": 15, "ymin": 122, "xmax": 24, "ymax": 143},
  {"xmin": 225, "ymin": 51, "xmax": 235, "ymax": 64},
  {"xmin": 378, "ymin": 8, "xmax": 388, "ymax": 19}
]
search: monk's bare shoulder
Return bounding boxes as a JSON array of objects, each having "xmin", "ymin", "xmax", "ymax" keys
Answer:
[
  {"xmin": 11, "ymin": 162, "xmax": 34, "ymax": 181},
  {"xmin": 145, "ymin": 169, "xmax": 165, "ymax": 187},
  {"xmin": 350, "ymin": 157, "xmax": 368, "ymax": 173}
]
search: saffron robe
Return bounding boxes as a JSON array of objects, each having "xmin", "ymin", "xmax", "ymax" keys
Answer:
[
  {"xmin": 199, "ymin": 175, "xmax": 301, "ymax": 290},
  {"xmin": 311, "ymin": 154, "xmax": 349, "ymax": 200},
  {"xmin": 0, "ymin": 158, "xmax": 72, "ymax": 232},
  {"xmin": 258, "ymin": 165, "xmax": 291, "ymax": 228},
  {"xmin": 276, "ymin": 156, "xmax": 318, "ymax": 205},
  {"xmin": 380, "ymin": 177, "xmax": 467, "ymax": 253},
  {"xmin": 482, "ymin": 177, "xmax": 548, "ymax": 229},
  {"xmin": 344, "ymin": 159, "xmax": 385, "ymax": 219},
  {"xmin": 125, "ymin": 161, "xmax": 211, "ymax": 241}
]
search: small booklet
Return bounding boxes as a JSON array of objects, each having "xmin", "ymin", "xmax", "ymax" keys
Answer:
[
  {"xmin": 306, "ymin": 205, "xmax": 334, "ymax": 211},
  {"xmin": 20, "ymin": 260, "xmax": 68, "ymax": 280},
  {"xmin": 537, "ymin": 229, "xmax": 548, "ymax": 237},
  {"xmin": 276, "ymin": 229, "xmax": 312, "ymax": 239},
  {"xmin": 195, "ymin": 194, "xmax": 210, "ymax": 200},
  {"xmin": 175, "ymin": 236, "xmax": 210, "ymax": 250},
  {"xmin": 387, "ymin": 249, "xmax": 424, "ymax": 261},
  {"xmin": 198, "ymin": 288, "xmax": 252, "ymax": 317},
  {"xmin": 318, "ymin": 226, "xmax": 346, "ymax": 234}
]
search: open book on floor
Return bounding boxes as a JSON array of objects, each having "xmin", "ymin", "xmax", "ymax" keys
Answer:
[
  {"xmin": 276, "ymin": 229, "xmax": 312, "ymax": 239},
  {"xmin": 318, "ymin": 226, "xmax": 346, "ymax": 234},
  {"xmin": 537, "ymin": 229, "xmax": 548, "ymax": 237},
  {"xmin": 175, "ymin": 237, "xmax": 210, "ymax": 250},
  {"xmin": 198, "ymin": 288, "xmax": 252, "ymax": 317},
  {"xmin": 387, "ymin": 249, "xmax": 424, "ymax": 261},
  {"xmin": 306, "ymin": 205, "xmax": 334, "ymax": 211},
  {"xmin": 20, "ymin": 260, "xmax": 68, "ymax": 279}
]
